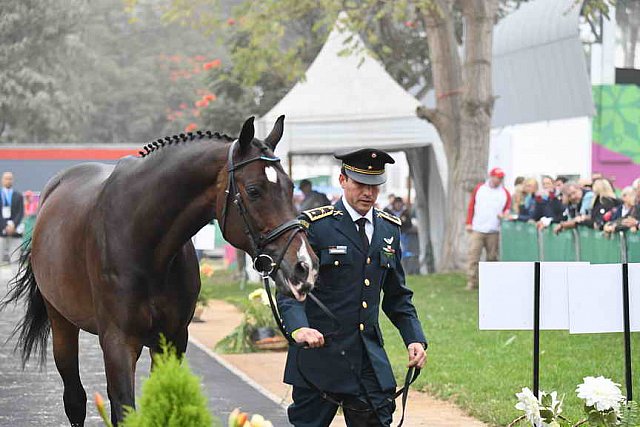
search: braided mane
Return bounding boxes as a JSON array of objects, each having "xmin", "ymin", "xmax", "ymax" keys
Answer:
[{"xmin": 137, "ymin": 130, "xmax": 236, "ymax": 158}]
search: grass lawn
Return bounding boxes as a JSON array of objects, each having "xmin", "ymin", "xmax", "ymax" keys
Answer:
[{"xmin": 201, "ymin": 268, "xmax": 640, "ymax": 426}]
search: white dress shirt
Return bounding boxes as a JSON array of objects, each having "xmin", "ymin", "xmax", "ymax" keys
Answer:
[{"xmin": 341, "ymin": 196, "xmax": 374, "ymax": 243}]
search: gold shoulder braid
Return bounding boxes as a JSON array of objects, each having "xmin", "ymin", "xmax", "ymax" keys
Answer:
[
  {"xmin": 376, "ymin": 209, "xmax": 402, "ymax": 226},
  {"xmin": 301, "ymin": 205, "xmax": 335, "ymax": 222}
]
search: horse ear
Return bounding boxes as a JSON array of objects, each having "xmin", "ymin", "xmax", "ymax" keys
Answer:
[
  {"xmin": 264, "ymin": 115, "xmax": 285, "ymax": 150},
  {"xmin": 238, "ymin": 116, "xmax": 255, "ymax": 152}
]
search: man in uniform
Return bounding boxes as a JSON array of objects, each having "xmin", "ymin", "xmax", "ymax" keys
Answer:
[{"xmin": 277, "ymin": 149, "xmax": 427, "ymax": 427}]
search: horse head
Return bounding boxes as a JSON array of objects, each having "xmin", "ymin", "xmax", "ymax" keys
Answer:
[{"xmin": 217, "ymin": 116, "xmax": 318, "ymax": 301}]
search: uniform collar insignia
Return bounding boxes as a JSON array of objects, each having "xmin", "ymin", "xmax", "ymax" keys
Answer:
[{"xmin": 384, "ymin": 236, "xmax": 394, "ymax": 245}]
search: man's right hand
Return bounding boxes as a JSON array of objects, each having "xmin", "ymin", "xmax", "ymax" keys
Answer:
[
  {"xmin": 465, "ymin": 224, "xmax": 473, "ymax": 233},
  {"xmin": 292, "ymin": 327, "xmax": 325, "ymax": 348}
]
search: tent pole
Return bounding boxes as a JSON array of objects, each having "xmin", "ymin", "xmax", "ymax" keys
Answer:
[{"xmin": 288, "ymin": 152, "xmax": 293, "ymax": 178}]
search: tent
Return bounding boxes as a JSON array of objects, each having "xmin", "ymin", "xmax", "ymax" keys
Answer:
[{"xmin": 256, "ymin": 13, "xmax": 447, "ymax": 272}]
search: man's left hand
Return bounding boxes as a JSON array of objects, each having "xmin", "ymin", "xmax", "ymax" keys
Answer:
[{"xmin": 407, "ymin": 343, "xmax": 427, "ymax": 369}]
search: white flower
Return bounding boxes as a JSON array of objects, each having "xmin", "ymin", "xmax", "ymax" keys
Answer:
[
  {"xmin": 248, "ymin": 288, "xmax": 270, "ymax": 306},
  {"xmin": 515, "ymin": 387, "xmax": 542, "ymax": 426},
  {"xmin": 576, "ymin": 376, "xmax": 624, "ymax": 412}
]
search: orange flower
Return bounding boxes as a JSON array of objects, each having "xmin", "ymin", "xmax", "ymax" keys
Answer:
[
  {"xmin": 203, "ymin": 59, "xmax": 222, "ymax": 70},
  {"xmin": 227, "ymin": 17, "xmax": 236, "ymax": 26},
  {"xmin": 195, "ymin": 99, "xmax": 208, "ymax": 108},
  {"xmin": 185, "ymin": 123, "xmax": 198, "ymax": 132},
  {"xmin": 203, "ymin": 94, "xmax": 217, "ymax": 102}
]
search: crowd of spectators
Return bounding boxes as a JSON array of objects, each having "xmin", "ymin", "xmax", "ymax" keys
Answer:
[{"xmin": 508, "ymin": 174, "xmax": 640, "ymax": 235}]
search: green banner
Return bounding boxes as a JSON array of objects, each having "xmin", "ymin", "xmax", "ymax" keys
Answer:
[
  {"xmin": 576, "ymin": 227, "xmax": 622, "ymax": 263},
  {"xmin": 500, "ymin": 221, "xmax": 539, "ymax": 261},
  {"xmin": 541, "ymin": 227, "xmax": 577, "ymax": 261},
  {"xmin": 625, "ymin": 232, "xmax": 640, "ymax": 262}
]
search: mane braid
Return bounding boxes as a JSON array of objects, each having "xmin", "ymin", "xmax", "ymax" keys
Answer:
[{"xmin": 137, "ymin": 129, "xmax": 234, "ymax": 158}]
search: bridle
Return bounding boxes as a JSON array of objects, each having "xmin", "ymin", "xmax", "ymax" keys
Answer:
[
  {"xmin": 218, "ymin": 140, "xmax": 418, "ymax": 426},
  {"xmin": 219, "ymin": 140, "xmax": 304, "ymax": 278}
]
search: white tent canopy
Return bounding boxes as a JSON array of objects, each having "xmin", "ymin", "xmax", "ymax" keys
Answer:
[
  {"xmin": 256, "ymin": 12, "xmax": 447, "ymax": 177},
  {"xmin": 256, "ymin": 13, "xmax": 447, "ymax": 272}
]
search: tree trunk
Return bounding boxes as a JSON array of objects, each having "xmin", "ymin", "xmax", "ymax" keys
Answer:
[{"xmin": 417, "ymin": 0, "xmax": 498, "ymax": 271}]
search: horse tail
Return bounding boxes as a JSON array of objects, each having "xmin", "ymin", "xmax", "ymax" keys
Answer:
[{"xmin": 0, "ymin": 239, "xmax": 50, "ymax": 368}]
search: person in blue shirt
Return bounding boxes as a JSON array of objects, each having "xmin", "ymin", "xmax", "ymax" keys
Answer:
[
  {"xmin": 277, "ymin": 149, "xmax": 427, "ymax": 427},
  {"xmin": 0, "ymin": 172, "xmax": 24, "ymax": 263}
]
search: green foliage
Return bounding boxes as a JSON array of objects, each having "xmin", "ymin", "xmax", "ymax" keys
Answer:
[
  {"xmin": 120, "ymin": 336, "xmax": 214, "ymax": 427},
  {"xmin": 620, "ymin": 401, "xmax": 640, "ymax": 427},
  {"xmin": 1, "ymin": 0, "xmax": 223, "ymax": 143},
  {"xmin": 0, "ymin": 0, "xmax": 88, "ymax": 142}
]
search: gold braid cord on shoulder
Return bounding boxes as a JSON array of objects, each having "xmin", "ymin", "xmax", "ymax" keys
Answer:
[
  {"xmin": 376, "ymin": 210, "xmax": 402, "ymax": 226},
  {"xmin": 301, "ymin": 205, "xmax": 335, "ymax": 222}
]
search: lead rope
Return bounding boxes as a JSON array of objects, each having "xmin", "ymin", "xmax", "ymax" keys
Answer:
[{"xmin": 262, "ymin": 275, "xmax": 419, "ymax": 426}]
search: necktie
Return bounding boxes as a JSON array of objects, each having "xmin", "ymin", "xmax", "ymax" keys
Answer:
[{"xmin": 356, "ymin": 217, "xmax": 369, "ymax": 253}]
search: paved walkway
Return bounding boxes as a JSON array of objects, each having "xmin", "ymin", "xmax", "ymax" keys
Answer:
[{"xmin": 0, "ymin": 266, "xmax": 288, "ymax": 426}]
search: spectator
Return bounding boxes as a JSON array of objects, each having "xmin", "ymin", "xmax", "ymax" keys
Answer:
[
  {"xmin": 554, "ymin": 175, "xmax": 568, "ymax": 197},
  {"xmin": 584, "ymin": 178, "xmax": 621, "ymax": 230},
  {"xmin": 298, "ymin": 179, "xmax": 331, "ymax": 212},
  {"xmin": 384, "ymin": 196, "xmax": 412, "ymax": 234},
  {"xmin": 511, "ymin": 182, "xmax": 525, "ymax": 216},
  {"xmin": 554, "ymin": 182, "xmax": 595, "ymax": 234},
  {"xmin": 0, "ymin": 172, "xmax": 24, "ymax": 263},
  {"xmin": 514, "ymin": 176, "xmax": 525, "ymax": 187},
  {"xmin": 632, "ymin": 178, "xmax": 640, "ymax": 203},
  {"xmin": 532, "ymin": 176, "xmax": 564, "ymax": 228},
  {"xmin": 515, "ymin": 178, "xmax": 538, "ymax": 221},
  {"xmin": 384, "ymin": 193, "xmax": 396, "ymax": 211},
  {"xmin": 603, "ymin": 186, "xmax": 640, "ymax": 234},
  {"xmin": 465, "ymin": 167, "xmax": 511, "ymax": 290}
]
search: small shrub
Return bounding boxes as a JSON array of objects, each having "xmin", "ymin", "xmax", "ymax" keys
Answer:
[{"xmin": 121, "ymin": 337, "xmax": 214, "ymax": 427}]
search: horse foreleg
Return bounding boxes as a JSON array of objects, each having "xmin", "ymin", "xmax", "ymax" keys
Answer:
[
  {"xmin": 99, "ymin": 330, "xmax": 142, "ymax": 426},
  {"xmin": 46, "ymin": 301, "xmax": 87, "ymax": 427},
  {"xmin": 148, "ymin": 327, "xmax": 189, "ymax": 372}
]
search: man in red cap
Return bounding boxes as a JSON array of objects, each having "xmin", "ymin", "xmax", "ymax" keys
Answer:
[{"xmin": 465, "ymin": 167, "xmax": 511, "ymax": 290}]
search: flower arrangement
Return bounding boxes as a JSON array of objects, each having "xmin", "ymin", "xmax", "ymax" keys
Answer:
[
  {"xmin": 511, "ymin": 376, "xmax": 639, "ymax": 427},
  {"xmin": 228, "ymin": 408, "xmax": 273, "ymax": 427},
  {"xmin": 215, "ymin": 288, "xmax": 283, "ymax": 354}
]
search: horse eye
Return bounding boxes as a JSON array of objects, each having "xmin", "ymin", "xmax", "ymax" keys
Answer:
[{"xmin": 246, "ymin": 187, "xmax": 261, "ymax": 200}]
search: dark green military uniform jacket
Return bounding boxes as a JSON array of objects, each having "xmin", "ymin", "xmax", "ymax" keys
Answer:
[{"xmin": 277, "ymin": 199, "xmax": 427, "ymax": 394}]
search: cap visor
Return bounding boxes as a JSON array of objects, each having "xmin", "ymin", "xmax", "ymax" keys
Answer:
[{"xmin": 344, "ymin": 169, "xmax": 386, "ymax": 185}]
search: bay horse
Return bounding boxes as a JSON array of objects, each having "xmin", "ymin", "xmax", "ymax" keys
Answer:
[{"xmin": 1, "ymin": 116, "xmax": 318, "ymax": 426}]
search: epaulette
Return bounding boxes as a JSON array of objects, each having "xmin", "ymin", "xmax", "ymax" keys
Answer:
[
  {"xmin": 376, "ymin": 209, "xmax": 402, "ymax": 226},
  {"xmin": 301, "ymin": 205, "xmax": 336, "ymax": 222}
]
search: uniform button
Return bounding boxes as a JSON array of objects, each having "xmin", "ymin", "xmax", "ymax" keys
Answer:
[
  {"xmin": 362, "ymin": 301, "xmax": 368, "ymax": 308},
  {"xmin": 359, "ymin": 323, "xmax": 364, "ymax": 331},
  {"xmin": 334, "ymin": 260, "xmax": 339, "ymax": 266},
  {"xmin": 364, "ymin": 279, "xmax": 370, "ymax": 286},
  {"xmin": 366, "ymin": 257, "xmax": 371, "ymax": 264}
]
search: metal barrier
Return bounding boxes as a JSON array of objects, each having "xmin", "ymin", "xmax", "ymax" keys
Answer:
[{"xmin": 500, "ymin": 222, "xmax": 639, "ymax": 263}]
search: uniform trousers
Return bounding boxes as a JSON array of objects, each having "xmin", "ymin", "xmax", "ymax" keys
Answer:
[{"xmin": 287, "ymin": 351, "xmax": 396, "ymax": 427}]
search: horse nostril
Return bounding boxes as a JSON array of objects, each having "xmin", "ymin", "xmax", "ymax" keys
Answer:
[{"xmin": 294, "ymin": 261, "xmax": 309, "ymax": 279}]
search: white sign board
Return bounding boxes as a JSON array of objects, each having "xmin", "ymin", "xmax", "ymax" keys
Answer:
[
  {"xmin": 568, "ymin": 263, "xmax": 640, "ymax": 334},
  {"xmin": 192, "ymin": 224, "xmax": 216, "ymax": 251},
  {"xmin": 479, "ymin": 262, "xmax": 587, "ymax": 330}
]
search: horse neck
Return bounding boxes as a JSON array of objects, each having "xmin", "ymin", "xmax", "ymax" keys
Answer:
[{"xmin": 123, "ymin": 141, "xmax": 230, "ymax": 270}]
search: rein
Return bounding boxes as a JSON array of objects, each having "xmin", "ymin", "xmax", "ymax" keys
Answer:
[{"xmin": 219, "ymin": 140, "xmax": 419, "ymax": 426}]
